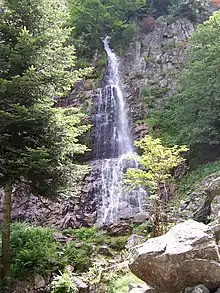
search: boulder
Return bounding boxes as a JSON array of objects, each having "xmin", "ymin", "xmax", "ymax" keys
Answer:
[{"xmin": 129, "ymin": 220, "xmax": 220, "ymax": 293}]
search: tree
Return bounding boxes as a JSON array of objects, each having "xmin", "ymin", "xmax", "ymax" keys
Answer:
[
  {"xmin": 125, "ymin": 136, "xmax": 187, "ymax": 236},
  {"xmin": 168, "ymin": 0, "xmax": 210, "ymax": 22},
  {"xmin": 149, "ymin": 11, "xmax": 220, "ymax": 164},
  {"xmin": 0, "ymin": 0, "xmax": 90, "ymax": 282},
  {"xmin": 69, "ymin": 0, "xmax": 149, "ymax": 58}
]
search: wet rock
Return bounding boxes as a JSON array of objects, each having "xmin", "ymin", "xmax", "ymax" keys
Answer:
[
  {"xmin": 125, "ymin": 234, "xmax": 146, "ymax": 249},
  {"xmin": 129, "ymin": 220, "xmax": 220, "ymax": 293}
]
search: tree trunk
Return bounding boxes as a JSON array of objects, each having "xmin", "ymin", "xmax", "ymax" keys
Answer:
[{"xmin": 1, "ymin": 180, "xmax": 12, "ymax": 280}]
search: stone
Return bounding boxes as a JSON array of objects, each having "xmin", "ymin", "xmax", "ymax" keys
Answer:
[
  {"xmin": 125, "ymin": 234, "xmax": 146, "ymax": 249},
  {"xmin": 133, "ymin": 212, "xmax": 150, "ymax": 223},
  {"xmin": 129, "ymin": 220, "xmax": 220, "ymax": 293},
  {"xmin": 177, "ymin": 174, "xmax": 220, "ymax": 224},
  {"xmin": 215, "ymin": 288, "xmax": 220, "ymax": 293},
  {"xmin": 72, "ymin": 276, "xmax": 89, "ymax": 293},
  {"xmin": 191, "ymin": 284, "xmax": 210, "ymax": 293},
  {"xmin": 184, "ymin": 284, "xmax": 211, "ymax": 293},
  {"xmin": 34, "ymin": 274, "xmax": 45, "ymax": 289},
  {"xmin": 107, "ymin": 223, "xmax": 132, "ymax": 236},
  {"xmin": 128, "ymin": 283, "xmax": 154, "ymax": 293},
  {"xmin": 98, "ymin": 245, "xmax": 113, "ymax": 256}
]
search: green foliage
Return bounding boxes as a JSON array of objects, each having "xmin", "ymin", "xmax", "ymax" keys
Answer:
[
  {"xmin": 1, "ymin": 223, "xmax": 59, "ymax": 279},
  {"xmin": 69, "ymin": 0, "xmax": 150, "ymax": 57},
  {"xmin": 126, "ymin": 136, "xmax": 187, "ymax": 192},
  {"xmin": 126, "ymin": 136, "xmax": 187, "ymax": 236},
  {"xmin": 51, "ymin": 270, "xmax": 78, "ymax": 293},
  {"xmin": 132, "ymin": 222, "xmax": 152, "ymax": 236},
  {"xmin": 168, "ymin": 0, "xmax": 210, "ymax": 22},
  {"xmin": 0, "ymin": 223, "xmax": 129, "ymax": 281},
  {"xmin": 177, "ymin": 160, "xmax": 220, "ymax": 197},
  {"xmin": 149, "ymin": 11, "xmax": 220, "ymax": 163},
  {"xmin": 64, "ymin": 227, "xmax": 128, "ymax": 252},
  {"xmin": 108, "ymin": 273, "xmax": 143, "ymax": 293},
  {"xmin": 0, "ymin": 0, "xmax": 91, "ymax": 197},
  {"xmin": 140, "ymin": 86, "xmax": 169, "ymax": 109}
]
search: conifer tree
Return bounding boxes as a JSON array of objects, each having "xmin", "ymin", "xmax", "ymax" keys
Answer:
[{"xmin": 0, "ymin": 0, "xmax": 90, "ymax": 280}]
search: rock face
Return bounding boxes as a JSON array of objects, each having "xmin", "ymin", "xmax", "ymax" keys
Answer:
[
  {"xmin": 121, "ymin": 17, "xmax": 194, "ymax": 125},
  {"xmin": 178, "ymin": 174, "xmax": 220, "ymax": 224},
  {"xmin": 129, "ymin": 220, "xmax": 220, "ymax": 293}
]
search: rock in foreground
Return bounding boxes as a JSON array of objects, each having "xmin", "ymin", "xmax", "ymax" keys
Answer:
[{"xmin": 129, "ymin": 220, "xmax": 220, "ymax": 293}]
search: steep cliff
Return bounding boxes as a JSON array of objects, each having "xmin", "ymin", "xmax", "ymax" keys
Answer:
[{"xmin": 0, "ymin": 17, "xmax": 196, "ymax": 229}]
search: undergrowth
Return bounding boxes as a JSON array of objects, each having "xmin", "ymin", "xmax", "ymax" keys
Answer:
[{"xmin": 0, "ymin": 223, "xmax": 130, "ymax": 281}]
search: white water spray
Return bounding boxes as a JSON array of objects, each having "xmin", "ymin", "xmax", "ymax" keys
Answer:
[{"xmin": 94, "ymin": 37, "xmax": 146, "ymax": 225}]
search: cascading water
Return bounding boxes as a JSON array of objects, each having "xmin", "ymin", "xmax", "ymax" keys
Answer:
[{"xmin": 93, "ymin": 37, "xmax": 146, "ymax": 225}]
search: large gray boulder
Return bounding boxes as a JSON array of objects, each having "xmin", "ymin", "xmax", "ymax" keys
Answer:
[{"xmin": 129, "ymin": 220, "xmax": 220, "ymax": 293}]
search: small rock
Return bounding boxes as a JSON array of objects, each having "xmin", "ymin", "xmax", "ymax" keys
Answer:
[
  {"xmin": 133, "ymin": 212, "xmax": 150, "ymax": 223},
  {"xmin": 125, "ymin": 234, "xmax": 146, "ymax": 249},
  {"xmin": 98, "ymin": 245, "xmax": 113, "ymax": 256},
  {"xmin": 53, "ymin": 232, "xmax": 68, "ymax": 243},
  {"xmin": 128, "ymin": 283, "xmax": 154, "ymax": 293},
  {"xmin": 107, "ymin": 223, "xmax": 132, "ymax": 236},
  {"xmin": 191, "ymin": 284, "xmax": 210, "ymax": 293},
  {"xmin": 34, "ymin": 274, "xmax": 45, "ymax": 289},
  {"xmin": 75, "ymin": 242, "xmax": 83, "ymax": 248},
  {"xmin": 72, "ymin": 276, "xmax": 88, "ymax": 293},
  {"xmin": 215, "ymin": 288, "xmax": 220, "ymax": 293}
]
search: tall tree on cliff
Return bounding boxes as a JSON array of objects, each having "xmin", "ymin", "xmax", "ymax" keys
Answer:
[{"xmin": 0, "ymin": 0, "xmax": 90, "ymax": 282}]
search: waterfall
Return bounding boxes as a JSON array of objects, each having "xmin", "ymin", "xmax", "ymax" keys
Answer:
[{"xmin": 93, "ymin": 37, "xmax": 146, "ymax": 225}]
